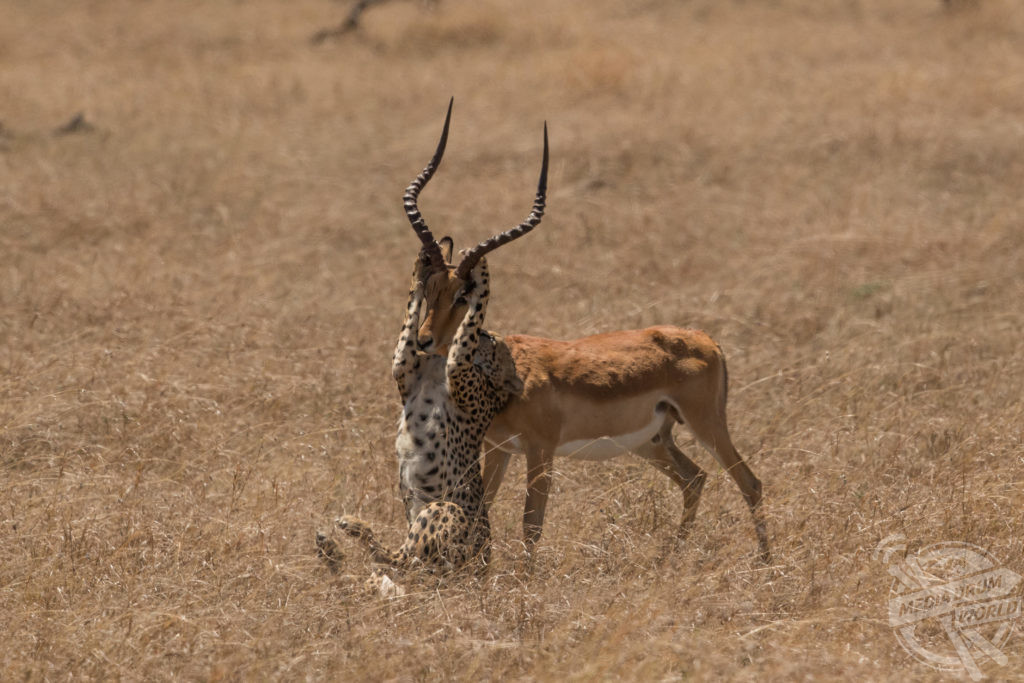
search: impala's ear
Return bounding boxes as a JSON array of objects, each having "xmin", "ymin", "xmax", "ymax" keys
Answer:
[{"xmin": 438, "ymin": 236, "xmax": 454, "ymax": 264}]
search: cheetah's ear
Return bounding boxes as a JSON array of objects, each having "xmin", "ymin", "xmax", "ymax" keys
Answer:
[
  {"xmin": 438, "ymin": 236, "xmax": 454, "ymax": 264},
  {"xmin": 476, "ymin": 353, "xmax": 522, "ymax": 394}
]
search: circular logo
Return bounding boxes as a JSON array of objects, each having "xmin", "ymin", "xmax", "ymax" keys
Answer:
[{"xmin": 879, "ymin": 538, "xmax": 1022, "ymax": 680}]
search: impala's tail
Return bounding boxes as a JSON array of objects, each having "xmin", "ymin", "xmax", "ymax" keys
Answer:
[{"xmin": 716, "ymin": 342, "xmax": 730, "ymax": 419}]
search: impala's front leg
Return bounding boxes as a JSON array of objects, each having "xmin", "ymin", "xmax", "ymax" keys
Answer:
[
  {"xmin": 523, "ymin": 444, "xmax": 554, "ymax": 551},
  {"xmin": 481, "ymin": 449, "xmax": 511, "ymax": 508}
]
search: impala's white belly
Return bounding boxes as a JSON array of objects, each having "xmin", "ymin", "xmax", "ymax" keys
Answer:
[
  {"xmin": 487, "ymin": 396, "xmax": 677, "ymax": 461},
  {"xmin": 555, "ymin": 413, "xmax": 664, "ymax": 460}
]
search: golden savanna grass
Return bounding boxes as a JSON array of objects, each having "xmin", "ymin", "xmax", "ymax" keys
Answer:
[{"xmin": 2, "ymin": 0, "xmax": 1023, "ymax": 679}]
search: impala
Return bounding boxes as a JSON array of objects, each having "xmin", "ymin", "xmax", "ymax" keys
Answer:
[{"xmin": 404, "ymin": 101, "xmax": 769, "ymax": 562}]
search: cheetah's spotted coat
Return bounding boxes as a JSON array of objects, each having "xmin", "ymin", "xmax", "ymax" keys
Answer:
[{"xmin": 316, "ymin": 256, "xmax": 520, "ymax": 582}]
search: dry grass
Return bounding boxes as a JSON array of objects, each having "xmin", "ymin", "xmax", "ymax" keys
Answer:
[{"xmin": 2, "ymin": 0, "xmax": 1023, "ymax": 679}]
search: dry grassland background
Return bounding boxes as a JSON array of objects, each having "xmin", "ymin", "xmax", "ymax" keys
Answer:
[{"xmin": 2, "ymin": 0, "xmax": 1023, "ymax": 679}]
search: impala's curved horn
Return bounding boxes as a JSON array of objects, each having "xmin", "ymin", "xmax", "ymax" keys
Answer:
[
  {"xmin": 404, "ymin": 98, "xmax": 453, "ymax": 270},
  {"xmin": 454, "ymin": 123, "xmax": 548, "ymax": 281}
]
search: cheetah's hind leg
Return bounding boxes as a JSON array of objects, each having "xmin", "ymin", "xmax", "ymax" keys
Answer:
[
  {"xmin": 315, "ymin": 528, "xmax": 343, "ymax": 573},
  {"xmin": 315, "ymin": 516, "xmax": 398, "ymax": 574},
  {"xmin": 336, "ymin": 515, "xmax": 398, "ymax": 566}
]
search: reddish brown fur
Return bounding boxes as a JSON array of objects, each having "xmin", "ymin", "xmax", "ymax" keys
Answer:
[{"xmin": 503, "ymin": 327, "xmax": 720, "ymax": 400}]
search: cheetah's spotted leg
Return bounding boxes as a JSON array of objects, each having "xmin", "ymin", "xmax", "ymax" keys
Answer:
[
  {"xmin": 336, "ymin": 515, "xmax": 403, "ymax": 566},
  {"xmin": 446, "ymin": 260, "xmax": 490, "ymax": 406},
  {"xmin": 392, "ymin": 279, "xmax": 425, "ymax": 400}
]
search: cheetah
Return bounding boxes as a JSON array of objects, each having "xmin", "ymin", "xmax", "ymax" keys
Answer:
[
  {"xmin": 315, "ymin": 254, "xmax": 522, "ymax": 586},
  {"xmin": 316, "ymin": 99, "xmax": 547, "ymax": 586}
]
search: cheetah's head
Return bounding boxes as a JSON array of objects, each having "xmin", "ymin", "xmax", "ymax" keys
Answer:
[{"xmin": 472, "ymin": 331, "xmax": 523, "ymax": 400}]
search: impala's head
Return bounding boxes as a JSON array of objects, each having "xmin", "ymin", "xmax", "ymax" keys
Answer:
[{"xmin": 403, "ymin": 98, "xmax": 548, "ymax": 354}]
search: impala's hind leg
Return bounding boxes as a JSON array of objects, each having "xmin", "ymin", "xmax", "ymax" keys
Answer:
[
  {"xmin": 635, "ymin": 418, "xmax": 706, "ymax": 534},
  {"xmin": 679, "ymin": 401, "xmax": 770, "ymax": 563}
]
